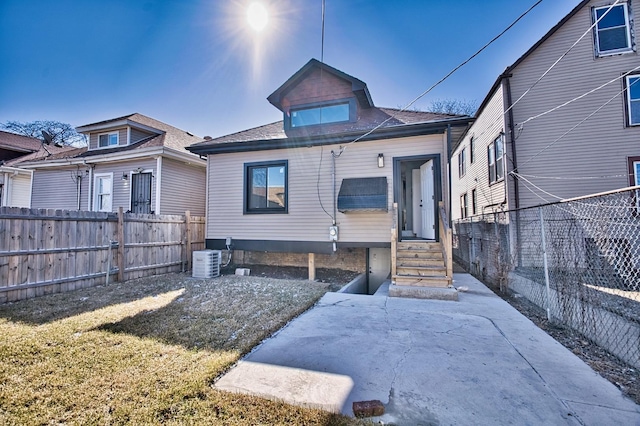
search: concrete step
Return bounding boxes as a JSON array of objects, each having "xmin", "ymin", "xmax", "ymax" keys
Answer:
[
  {"xmin": 397, "ymin": 258, "xmax": 445, "ymax": 268},
  {"xmin": 388, "ymin": 284, "xmax": 458, "ymax": 300},
  {"xmin": 393, "ymin": 275, "xmax": 452, "ymax": 288},
  {"xmin": 396, "ymin": 265, "xmax": 447, "ymax": 276}
]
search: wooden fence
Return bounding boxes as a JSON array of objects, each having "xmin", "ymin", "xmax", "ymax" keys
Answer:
[{"xmin": 0, "ymin": 207, "xmax": 205, "ymax": 303}]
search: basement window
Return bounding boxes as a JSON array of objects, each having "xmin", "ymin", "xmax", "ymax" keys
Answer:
[{"xmin": 337, "ymin": 177, "xmax": 388, "ymax": 213}]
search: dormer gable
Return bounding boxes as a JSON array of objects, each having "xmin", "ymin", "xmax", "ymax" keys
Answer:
[
  {"xmin": 267, "ymin": 59, "xmax": 374, "ymax": 133},
  {"xmin": 77, "ymin": 114, "xmax": 164, "ymax": 151}
]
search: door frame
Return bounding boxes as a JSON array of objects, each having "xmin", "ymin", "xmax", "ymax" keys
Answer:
[
  {"xmin": 393, "ymin": 154, "xmax": 442, "ymax": 242},
  {"xmin": 128, "ymin": 169, "xmax": 154, "ymax": 214}
]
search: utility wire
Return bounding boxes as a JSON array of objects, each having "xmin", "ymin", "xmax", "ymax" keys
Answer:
[{"xmin": 334, "ymin": 0, "xmax": 545, "ymax": 155}]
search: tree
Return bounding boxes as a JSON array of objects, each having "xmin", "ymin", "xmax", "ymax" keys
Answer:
[
  {"xmin": 428, "ymin": 98, "xmax": 478, "ymax": 116},
  {"xmin": 1, "ymin": 120, "xmax": 87, "ymax": 147}
]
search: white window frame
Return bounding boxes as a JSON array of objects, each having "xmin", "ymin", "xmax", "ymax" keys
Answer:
[
  {"xmin": 93, "ymin": 173, "xmax": 113, "ymax": 212},
  {"xmin": 460, "ymin": 193, "xmax": 468, "ymax": 219},
  {"xmin": 593, "ymin": 3, "xmax": 633, "ymax": 57},
  {"xmin": 488, "ymin": 135, "xmax": 505, "ymax": 185},
  {"xmin": 626, "ymin": 75, "xmax": 640, "ymax": 125},
  {"xmin": 98, "ymin": 131, "xmax": 119, "ymax": 148},
  {"xmin": 458, "ymin": 147, "xmax": 466, "ymax": 178}
]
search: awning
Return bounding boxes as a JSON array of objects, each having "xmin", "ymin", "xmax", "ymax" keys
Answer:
[{"xmin": 337, "ymin": 177, "xmax": 388, "ymax": 213}]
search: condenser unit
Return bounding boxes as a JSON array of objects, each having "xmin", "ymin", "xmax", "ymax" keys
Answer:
[{"xmin": 192, "ymin": 250, "xmax": 221, "ymax": 278}]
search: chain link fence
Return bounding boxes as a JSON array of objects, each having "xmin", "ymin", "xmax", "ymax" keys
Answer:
[{"xmin": 453, "ymin": 186, "xmax": 640, "ymax": 369}]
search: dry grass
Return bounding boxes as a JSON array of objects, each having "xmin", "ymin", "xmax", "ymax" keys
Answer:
[{"xmin": 0, "ymin": 273, "xmax": 364, "ymax": 425}]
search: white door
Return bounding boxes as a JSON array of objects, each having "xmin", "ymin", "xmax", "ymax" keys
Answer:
[
  {"xmin": 411, "ymin": 169, "xmax": 422, "ymax": 238},
  {"xmin": 420, "ymin": 160, "xmax": 435, "ymax": 239}
]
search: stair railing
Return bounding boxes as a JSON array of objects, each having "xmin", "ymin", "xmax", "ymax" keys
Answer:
[
  {"xmin": 391, "ymin": 202, "xmax": 398, "ymax": 280},
  {"xmin": 438, "ymin": 201, "xmax": 453, "ymax": 279}
]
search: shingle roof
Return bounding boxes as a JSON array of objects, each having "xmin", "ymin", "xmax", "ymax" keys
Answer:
[
  {"xmin": 4, "ymin": 144, "xmax": 79, "ymax": 166},
  {"xmin": 0, "ymin": 130, "xmax": 43, "ymax": 153},
  {"xmin": 192, "ymin": 107, "xmax": 464, "ymax": 147}
]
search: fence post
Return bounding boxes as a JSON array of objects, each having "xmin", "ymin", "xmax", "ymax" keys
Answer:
[
  {"xmin": 183, "ymin": 210, "xmax": 192, "ymax": 271},
  {"xmin": 117, "ymin": 207, "xmax": 125, "ymax": 282},
  {"xmin": 539, "ymin": 207, "xmax": 552, "ymax": 322}
]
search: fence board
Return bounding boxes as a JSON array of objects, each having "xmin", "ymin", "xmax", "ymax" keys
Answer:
[{"xmin": 0, "ymin": 207, "xmax": 204, "ymax": 303}]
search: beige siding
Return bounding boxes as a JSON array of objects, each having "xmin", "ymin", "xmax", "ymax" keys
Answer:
[
  {"xmin": 508, "ymin": 0, "xmax": 640, "ymax": 207},
  {"xmin": 31, "ymin": 167, "xmax": 89, "ymax": 210},
  {"xmin": 206, "ymin": 134, "xmax": 447, "ymax": 243},
  {"xmin": 93, "ymin": 159, "xmax": 157, "ymax": 212},
  {"xmin": 452, "ymin": 85, "xmax": 508, "ymax": 220},
  {"xmin": 88, "ymin": 128, "xmax": 128, "ymax": 150},
  {"xmin": 160, "ymin": 158, "xmax": 206, "ymax": 216},
  {"xmin": 130, "ymin": 128, "xmax": 155, "ymax": 144},
  {"xmin": 9, "ymin": 173, "xmax": 31, "ymax": 207}
]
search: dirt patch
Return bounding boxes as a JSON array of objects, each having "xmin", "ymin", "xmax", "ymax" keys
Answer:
[{"xmin": 222, "ymin": 265, "xmax": 361, "ymax": 291}]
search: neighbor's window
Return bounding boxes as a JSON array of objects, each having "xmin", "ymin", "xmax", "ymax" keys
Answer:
[
  {"xmin": 593, "ymin": 3, "xmax": 633, "ymax": 56},
  {"xmin": 290, "ymin": 102, "xmax": 351, "ymax": 128},
  {"xmin": 471, "ymin": 188, "xmax": 477, "ymax": 216},
  {"xmin": 460, "ymin": 193, "xmax": 468, "ymax": 219},
  {"xmin": 98, "ymin": 132, "xmax": 119, "ymax": 148},
  {"xmin": 94, "ymin": 173, "xmax": 113, "ymax": 212},
  {"xmin": 244, "ymin": 160, "xmax": 288, "ymax": 214},
  {"xmin": 458, "ymin": 147, "xmax": 466, "ymax": 178},
  {"xmin": 488, "ymin": 135, "xmax": 505, "ymax": 184},
  {"xmin": 470, "ymin": 137, "xmax": 475, "ymax": 163},
  {"xmin": 626, "ymin": 75, "xmax": 640, "ymax": 125}
]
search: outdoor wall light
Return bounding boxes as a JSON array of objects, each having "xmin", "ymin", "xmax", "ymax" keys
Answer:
[
  {"xmin": 377, "ymin": 153, "xmax": 385, "ymax": 168},
  {"xmin": 122, "ymin": 173, "xmax": 128, "ymax": 181}
]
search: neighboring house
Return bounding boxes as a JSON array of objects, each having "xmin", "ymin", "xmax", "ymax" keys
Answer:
[
  {"xmin": 8, "ymin": 113, "xmax": 206, "ymax": 215},
  {"xmin": 0, "ymin": 130, "xmax": 45, "ymax": 208},
  {"xmin": 452, "ymin": 0, "xmax": 640, "ymax": 220},
  {"xmin": 188, "ymin": 59, "xmax": 473, "ymax": 297}
]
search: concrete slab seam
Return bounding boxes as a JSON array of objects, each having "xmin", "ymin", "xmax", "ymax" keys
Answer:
[{"xmin": 477, "ymin": 313, "xmax": 583, "ymax": 424}]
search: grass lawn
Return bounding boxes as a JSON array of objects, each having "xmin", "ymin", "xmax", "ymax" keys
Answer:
[{"xmin": 0, "ymin": 273, "xmax": 364, "ymax": 425}]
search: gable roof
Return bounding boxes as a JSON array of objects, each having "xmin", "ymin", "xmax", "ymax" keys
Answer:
[
  {"xmin": 474, "ymin": 0, "xmax": 590, "ymax": 119},
  {"xmin": 188, "ymin": 107, "xmax": 471, "ymax": 155},
  {"xmin": 0, "ymin": 130, "xmax": 44, "ymax": 154},
  {"xmin": 267, "ymin": 59, "xmax": 374, "ymax": 111}
]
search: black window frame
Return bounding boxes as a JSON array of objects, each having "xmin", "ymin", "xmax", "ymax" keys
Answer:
[
  {"xmin": 458, "ymin": 147, "xmax": 466, "ymax": 178},
  {"xmin": 625, "ymin": 73, "xmax": 640, "ymax": 126},
  {"xmin": 460, "ymin": 193, "xmax": 468, "ymax": 219},
  {"xmin": 471, "ymin": 188, "xmax": 477, "ymax": 216},
  {"xmin": 284, "ymin": 98, "xmax": 357, "ymax": 130},
  {"xmin": 488, "ymin": 135, "xmax": 505, "ymax": 185},
  {"xmin": 593, "ymin": 3, "xmax": 633, "ymax": 57},
  {"xmin": 470, "ymin": 136, "xmax": 475, "ymax": 163},
  {"xmin": 243, "ymin": 160, "xmax": 288, "ymax": 214}
]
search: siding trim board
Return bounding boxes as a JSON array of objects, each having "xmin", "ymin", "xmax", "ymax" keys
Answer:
[{"xmin": 206, "ymin": 238, "xmax": 389, "ymax": 254}]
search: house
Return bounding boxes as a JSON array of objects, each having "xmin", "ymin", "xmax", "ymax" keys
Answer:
[
  {"xmin": 8, "ymin": 113, "xmax": 206, "ymax": 215},
  {"xmin": 188, "ymin": 59, "xmax": 473, "ymax": 298},
  {"xmin": 0, "ymin": 130, "xmax": 46, "ymax": 207},
  {"xmin": 452, "ymin": 0, "xmax": 640, "ymax": 220}
]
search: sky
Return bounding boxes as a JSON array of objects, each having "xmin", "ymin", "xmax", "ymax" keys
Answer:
[{"xmin": 0, "ymin": 0, "xmax": 580, "ymax": 139}]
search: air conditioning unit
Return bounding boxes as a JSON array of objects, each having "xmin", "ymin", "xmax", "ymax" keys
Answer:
[{"xmin": 192, "ymin": 250, "xmax": 221, "ymax": 278}]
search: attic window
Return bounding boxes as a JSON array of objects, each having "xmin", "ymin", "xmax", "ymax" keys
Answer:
[
  {"xmin": 593, "ymin": 3, "xmax": 633, "ymax": 56},
  {"xmin": 98, "ymin": 132, "xmax": 118, "ymax": 147},
  {"xmin": 287, "ymin": 98, "xmax": 355, "ymax": 129},
  {"xmin": 337, "ymin": 177, "xmax": 388, "ymax": 213}
]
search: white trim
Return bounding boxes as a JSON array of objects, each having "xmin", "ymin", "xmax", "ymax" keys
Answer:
[
  {"xmin": 96, "ymin": 131, "xmax": 119, "ymax": 149},
  {"xmin": 127, "ymin": 169, "xmax": 153, "ymax": 212},
  {"xmin": 627, "ymin": 75, "xmax": 640, "ymax": 125},
  {"xmin": 93, "ymin": 172, "xmax": 113, "ymax": 212},
  {"xmin": 127, "ymin": 127, "xmax": 131, "ymax": 145},
  {"xmin": 593, "ymin": 3, "xmax": 633, "ymax": 57},
  {"xmin": 77, "ymin": 120, "xmax": 162, "ymax": 135},
  {"xmin": 155, "ymin": 156, "xmax": 162, "ymax": 214},
  {"xmin": 88, "ymin": 166, "xmax": 93, "ymax": 211}
]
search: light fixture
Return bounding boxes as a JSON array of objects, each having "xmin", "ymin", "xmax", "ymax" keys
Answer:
[
  {"xmin": 122, "ymin": 173, "xmax": 128, "ymax": 181},
  {"xmin": 377, "ymin": 153, "xmax": 384, "ymax": 168}
]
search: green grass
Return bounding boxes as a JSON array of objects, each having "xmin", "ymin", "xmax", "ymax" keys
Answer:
[{"xmin": 0, "ymin": 273, "xmax": 364, "ymax": 425}]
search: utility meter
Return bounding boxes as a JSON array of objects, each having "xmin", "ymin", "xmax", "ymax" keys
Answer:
[{"xmin": 329, "ymin": 225, "xmax": 339, "ymax": 242}]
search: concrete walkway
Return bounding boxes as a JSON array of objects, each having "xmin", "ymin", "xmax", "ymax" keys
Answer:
[{"xmin": 215, "ymin": 273, "xmax": 640, "ymax": 425}]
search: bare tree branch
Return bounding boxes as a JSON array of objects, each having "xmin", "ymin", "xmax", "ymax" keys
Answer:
[{"xmin": 1, "ymin": 120, "xmax": 87, "ymax": 147}]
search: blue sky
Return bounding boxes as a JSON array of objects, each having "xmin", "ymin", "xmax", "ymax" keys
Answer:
[{"xmin": 0, "ymin": 0, "xmax": 579, "ymax": 139}]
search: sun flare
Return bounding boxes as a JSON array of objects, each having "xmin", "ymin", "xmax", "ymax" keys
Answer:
[{"xmin": 247, "ymin": 2, "xmax": 269, "ymax": 32}]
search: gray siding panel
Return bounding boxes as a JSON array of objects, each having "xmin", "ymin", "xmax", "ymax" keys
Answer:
[
  {"xmin": 130, "ymin": 128, "xmax": 155, "ymax": 144},
  {"xmin": 206, "ymin": 134, "xmax": 447, "ymax": 243},
  {"xmin": 160, "ymin": 158, "xmax": 206, "ymax": 216},
  {"xmin": 508, "ymin": 1, "xmax": 640, "ymax": 207},
  {"xmin": 31, "ymin": 168, "xmax": 88, "ymax": 210}
]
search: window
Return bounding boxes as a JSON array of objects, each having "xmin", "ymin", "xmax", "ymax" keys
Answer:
[
  {"xmin": 244, "ymin": 161, "xmax": 288, "ymax": 214},
  {"xmin": 488, "ymin": 136, "xmax": 505, "ymax": 184},
  {"xmin": 593, "ymin": 3, "xmax": 632, "ymax": 56},
  {"xmin": 460, "ymin": 193, "xmax": 468, "ymax": 219},
  {"xmin": 627, "ymin": 156, "xmax": 640, "ymax": 208},
  {"xmin": 98, "ymin": 132, "xmax": 119, "ymax": 148},
  {"xmin": 626, "ymin": 75, "xmax": 640, "ymax": 125},
  {"xmin": 94, "ymin": 173, "xmax": 113, "ymax": 212},
  {"xmin": 458, "ymin": 148, "xmax": 466, "ymax": 178},
  {"xmin": 471, "ymin": 188, "xmax": 477, "ymax": 215},
  {"xmin": 290, "ymin": 102, "xmax": 350, "ymax": 128},
  {"xmin": 470, "ymin": 137, "xmax": 475, "ymax": 163}
]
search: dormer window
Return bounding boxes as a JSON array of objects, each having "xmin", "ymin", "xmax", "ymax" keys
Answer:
[
  {"xmin": 98, "ymin": 132, "xmax": 119, "ymax": 147},
  {"xmin": 286, "ymin": 98, "xmax": 356, "ymax": 129}
]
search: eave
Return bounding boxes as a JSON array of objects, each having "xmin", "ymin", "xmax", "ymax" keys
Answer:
[{"xmin": 187, "ymin": 117, "xmax": 473, "ymax": 156}]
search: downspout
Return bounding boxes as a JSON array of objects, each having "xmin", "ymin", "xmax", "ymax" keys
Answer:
[
  {"xmin": 155, "ymin": 156, "xmax": 162, "ymax": 214},
  {"xmin": 446, "ymin": 124, "xmax": 452, "ymax": 227},
  {"xmin": 88, "ymin": 165, "xmax": 94, "ymax": 210},
  {"xmin": 505, "ymin": 76, "xmax": 520, "ymax": 209}
]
